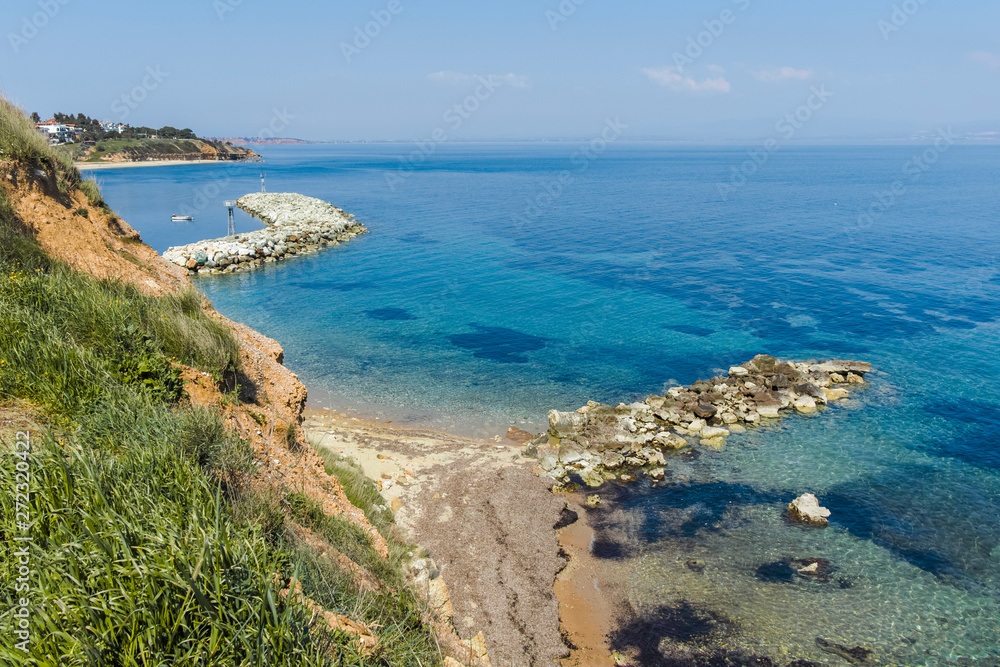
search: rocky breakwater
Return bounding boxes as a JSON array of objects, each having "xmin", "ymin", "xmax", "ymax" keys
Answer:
[
  {"xmin": 528, "ymin": 355, "xmax": 872, "ymax": 489},
  {"xmin": 162, "ymin": 193, "xmax": 367, "ymax": 275}
]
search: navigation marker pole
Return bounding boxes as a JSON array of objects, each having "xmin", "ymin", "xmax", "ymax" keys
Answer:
[
  {"xmin": 224, "ymin": 201, "xmax": 236, "ymax": 237},
  {"xmin": 260, "ymin": 172, "xmax": 266, "ymax": 193}
]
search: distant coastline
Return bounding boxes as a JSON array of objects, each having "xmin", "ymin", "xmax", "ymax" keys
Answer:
[
  {"xmin": 77, "ymin": 159, "xmax": 238, "ymax": 170},
  {"xmin": 207, "ymin": 137, "xmax": 311, "ymax": 145}
]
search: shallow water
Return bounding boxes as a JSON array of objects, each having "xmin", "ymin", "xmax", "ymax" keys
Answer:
[{"xmin": 95, "ymin": 143, "xmax": 1000, "ymax": 663}]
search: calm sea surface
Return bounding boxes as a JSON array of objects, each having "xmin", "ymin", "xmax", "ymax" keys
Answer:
[{"xmin": 93, "ymin": 144, "xmax": 1000, "ymax": 664}]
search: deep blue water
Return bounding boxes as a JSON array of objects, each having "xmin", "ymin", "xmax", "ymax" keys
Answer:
[{"xmin": 91, "ymin": 144, "xmax": 1000, "ymax": 664}]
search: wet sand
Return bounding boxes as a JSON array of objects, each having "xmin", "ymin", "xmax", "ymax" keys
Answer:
[{"xmin": 556, "ymin": 499, "xmax": 624, "ymax": 667}]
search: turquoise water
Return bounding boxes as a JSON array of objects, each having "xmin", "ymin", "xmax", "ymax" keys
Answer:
[{"xmin": 94, "ymin": 144, "xmax": 1000, "ymax": 664}]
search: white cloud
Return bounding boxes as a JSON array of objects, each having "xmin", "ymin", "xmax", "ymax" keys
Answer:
[
  {"xmin": 707, "ymin": 64, "xmax": 726, "ymax": 73},
  {"xmin": 968, "ymin": 51, "xmax": 1000, "ymax": 71},
  {"xmin": 752, "ymin": 66, "xmax": 814, "ymax": 83},
  {"xmin": 427, "ymin": 71, "xmax": 529, "ymax": 88},
  {"xmin": 641, "ymin": 66, "xmax": 730, "ymax": 93}
]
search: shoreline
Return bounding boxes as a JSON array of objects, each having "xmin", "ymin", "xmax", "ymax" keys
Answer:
[
  {"xmin": 77, "ymin": 159, "xmax": 247, "ymax": 170},
  {"xmin": 300, "ymin": 405, "xmax": 588, "ymax": 666},
  {"xmin": 556, "ymin": 496, "xmax": 622, "ymax": 666}
]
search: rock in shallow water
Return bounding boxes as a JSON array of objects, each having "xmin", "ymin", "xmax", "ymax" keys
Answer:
[{"xmin": 787, "ymin": 493, "xmax": 832, "ymax": 527}]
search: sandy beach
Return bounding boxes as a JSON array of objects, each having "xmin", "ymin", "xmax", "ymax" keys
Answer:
[
  {"xmin": 301, "ymin": 405, "xmax": 616, "ymax": 666},
  {"xmin": 76, "ymin": 159, "xmax": 233, "ymax": 170}
]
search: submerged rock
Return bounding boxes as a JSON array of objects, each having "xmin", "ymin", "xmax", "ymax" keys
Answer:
[
  {"xmin": 815, "ymin": 637, "xmax": 874, "ymax": 664},
  {"xmin": 505, "ymin": 427, "xmax": 535, "ymax": 444},
  {"xmin": 787, "ymin": 493, "xmax": 832, "ymax": 527}
]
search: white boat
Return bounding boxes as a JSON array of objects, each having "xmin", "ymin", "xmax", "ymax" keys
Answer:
[{"xmin": 171, "ymin": 215, "xmax": 193, "ymax": 222}]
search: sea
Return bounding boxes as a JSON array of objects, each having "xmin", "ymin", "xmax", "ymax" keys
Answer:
[{"xmin": 91, "ymin": 143, "xmax": 1000, "ymax": 665}]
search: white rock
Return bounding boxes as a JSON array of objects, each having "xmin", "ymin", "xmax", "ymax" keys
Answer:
[
  {"xmin": 756, "ymin": 404, "xmax": 781, "ymax": 418},
  {"xmin": 700, "ymin": 426, "xmax": 730, "ymax": 439},
  {"xmin": 787, "ymin": 493, "xmax": 831, "ymax": 526},
  {"xmin": 824, "ymin": 387, "xmax": 850, "ymax": 402},
  {"xmin": 793, "ymin": 395, "xmax": 818, "ymax": 413},
  {"xmin": 548, "ymin": 410, "xmax": 588, "ymax": 436}
]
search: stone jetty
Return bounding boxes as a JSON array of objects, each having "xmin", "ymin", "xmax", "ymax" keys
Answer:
[
  {"xmin": 163, "ymin": 193, "xmax": 367, "ymax": 274},
  {"xmin": 526, "ymin": 355, "xmax": 872, "ymax": 489}
]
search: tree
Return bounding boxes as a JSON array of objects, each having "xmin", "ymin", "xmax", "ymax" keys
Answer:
[{"xmin": 30, "ymin": 112, "xmax": 40, "ymax": 123}]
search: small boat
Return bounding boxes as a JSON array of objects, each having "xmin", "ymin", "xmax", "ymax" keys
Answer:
[{"xmin": 171, "ymin": 215, "xmax": 194, "ymax": 222}]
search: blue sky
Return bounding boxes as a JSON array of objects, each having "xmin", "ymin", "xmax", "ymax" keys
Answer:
[{"xmin": 1, "ymin": 0, "xmax": 997, "ymax": 140}]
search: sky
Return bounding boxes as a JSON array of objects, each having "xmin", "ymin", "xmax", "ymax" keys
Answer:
[{"xmin": 1, "ymin": 0, "xmax": 998, "ymax": 141}]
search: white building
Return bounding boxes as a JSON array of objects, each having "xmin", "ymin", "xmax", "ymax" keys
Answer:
[
  {"xmin": 35, "ymin": 122, "xmax": 72, "ymax": 145},
  {"xmin": 99, "ymin": 121, "xmax": 127, "ymax": 134}
]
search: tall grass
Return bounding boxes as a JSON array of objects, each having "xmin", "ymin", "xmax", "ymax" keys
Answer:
[
  {"xmin": 0, "ymin": 96, "xmax": 79, "ymax": 189},
  {"xmin": 0, "ymin": 393, "xmax": 339, "ymax": 665},
  {"xmin": 77, "ymin": 179, "xmax": 104, "ymax": 207},
  {"xmin": 313, "ymin": 447, "xmax": 400, "ymax": 546},
  {"xmin": 0, "ymin": 236, "xmax": 239, "ymax": 414}
]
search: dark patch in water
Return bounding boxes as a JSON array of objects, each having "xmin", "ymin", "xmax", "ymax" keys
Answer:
[
  {"xmin": 815, "ymin": 637, "xmax": 873, "ymax": 664},
  {"xmin": 609, "ymin": 602, "xmax": 776, "ymax": 666},
  {"xmin": 924, "ymin": 400, "xmax": 1000, "ymax": 470},
  {"xmin": 755, "ymin": 560, "xmax": 796, "ymax": 583},
  {"xmin": 365, "ymin": 307, "xmax": 418, "ymax": 321},
  {"xmin": 755, "ymin": 558, "xmax": 834, "ymax": 584},
  {"xmin": 590, "ymin": 540, "xmax": 626, "ymax": 560},
  {"xmin": 666, "ymin": 324, "xmax": 715, "ymax": 338},
  {"xmin": 587, "ymin": 482, "xmax": 785, "ymax": 560},
  {"xmin": 448, "ymin": 324, "xmax": 547, "ymax": 363},
  {"xmin": 824, "ymin": 463, "xmax": 1000, "ymax": 588}
]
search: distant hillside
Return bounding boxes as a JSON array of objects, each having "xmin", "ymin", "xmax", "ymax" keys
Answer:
[
  {"xmin": 35, "ymin": 111, "xmax": 263, "ymax": 163},
  {"xmin": 65, "ymin": 137, "xmax": 262, "ymax": 164}
]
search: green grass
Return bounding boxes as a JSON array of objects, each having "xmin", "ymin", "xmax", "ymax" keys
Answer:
[
  {"xmin": 78, "ymin": 179, "xmax": 104, "ymax": 207},
  {"xmin": 313, "ymin": 447, "xmax": 399, "ymax": 543},
  {"xmin": 76, "ymin": 138, "xmax": 210, "ymax": 163},
  {"xmin": 0, "ymin": 393, "xmax": 339, "ymax": 665},
  {"xmin": 0, "ymin": 100, "xmax": 442, "ymax": 663},
  {"xmin": 0, "ymin": 242, "xmax": 240, "ymax": 414},
  {"xmin": 0, "ymin": 243, "xmax": 440, "ymax": 665}
]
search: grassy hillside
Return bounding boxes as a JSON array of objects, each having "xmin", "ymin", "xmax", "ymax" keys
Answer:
[
  {"xmin": 59, "ymin": 137, "xmax": 260, "ymax": 164},
  {"xmin": 0, "ymin": 98, "xmax": 438, "ymax": 666}
]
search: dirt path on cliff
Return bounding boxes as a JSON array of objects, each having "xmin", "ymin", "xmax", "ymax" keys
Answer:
[{"xmin": 305, "ymin": 411, "xmax": 574, "ymax": 667}]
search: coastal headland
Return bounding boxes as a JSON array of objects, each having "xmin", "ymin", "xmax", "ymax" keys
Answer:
[{"xmin": 163, "ymin": 192, "xmax": 368, "ymax": 274}]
